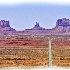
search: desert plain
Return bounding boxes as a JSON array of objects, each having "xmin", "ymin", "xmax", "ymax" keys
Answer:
[{"xmin": 0, "ymin": 35, "xmax": 70, "ymax": 67}]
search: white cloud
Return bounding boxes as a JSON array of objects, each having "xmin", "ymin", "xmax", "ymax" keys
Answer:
[
  {"xmin": 0, "ymin": 0, "xmax": 70, "ymax": 5},
  {"xmin": 0, "ymin": 0, "xmax": 24, "ymax": 5}
]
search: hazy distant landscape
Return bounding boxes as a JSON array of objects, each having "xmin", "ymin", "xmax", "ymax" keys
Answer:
[{"xmin": 0, "ymin": 18, "xmax": 70, "ymax": 67}]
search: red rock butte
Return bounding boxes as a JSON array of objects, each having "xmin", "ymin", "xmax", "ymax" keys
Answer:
[
  {"xmin": 0, "ymin": 18, "xmax": 70, "ymax": 36},
  {"xmin": 0, "ymin": 20, "xmax": 15, "ymax": 31}
]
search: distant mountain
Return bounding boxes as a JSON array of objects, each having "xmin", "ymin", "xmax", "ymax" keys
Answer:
[
  {"xmin": 25, "ymin": 18, "xmax": 70, "ymax": 35},
  {"xmin": 0, "ymin": 20, "xmax": 15, "ymax": 31},
  {"xmin": 0, "ymin": 18, "xmax": 70, "ymax": 36}
]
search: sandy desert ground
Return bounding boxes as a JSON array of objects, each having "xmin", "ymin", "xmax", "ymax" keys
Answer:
[
  {"xmin": 0, "ymin": 35, "xmax": 70, "ymax": 67},
  {"xmin": 52, "ymin": 37, "xmax": 70, "ymax": 67},
  {"xmin": 0, "ymin": 35, "xmax": 49, "ymax": 67}
]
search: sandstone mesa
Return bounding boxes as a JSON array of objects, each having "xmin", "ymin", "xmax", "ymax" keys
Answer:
[{"xmin": 0, "ymin": 18, "xmax": 70, "ymax": 36}]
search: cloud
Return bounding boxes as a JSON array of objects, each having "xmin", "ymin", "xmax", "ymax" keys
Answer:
[
  {"xmin": 0, "ymin": 0, "xmax": 70, "ymax": 5},
  {"xmin": 0, "ymin": 0, "xmax": 24, "ymax": 5}
]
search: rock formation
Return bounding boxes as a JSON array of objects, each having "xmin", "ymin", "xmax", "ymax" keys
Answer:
[
  {"xmin": 53, "ymin": 18, "xmax": 70, "ymax": 33},
  {"xmin": 0, "ymin": 18, "xmax": 70, "ymax": 36},
  {"xmin": 26, "ymin": 22, "xmax": 45, "ymax": 30},
  {"xmin": 24, "ymin": 18, "xmax": 70, "ymax": 35},
  {"xmin": 0, "ymin": 20, "xmax": 15, "ymax": 31},
  {"xmin": 31, "ymin": 22, "xmax": 45, "ymax": 30}
]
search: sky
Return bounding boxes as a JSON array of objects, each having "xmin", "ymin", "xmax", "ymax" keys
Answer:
[{"xmin": 0, "ymin": 0, "xmax": 70, "ymax": 31}]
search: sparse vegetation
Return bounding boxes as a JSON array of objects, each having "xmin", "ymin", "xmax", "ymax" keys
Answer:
[
  {"xmin": 0, "ymin": 36, "xmax": 70, "ymax": 67},
  {"xmin": 0, "ymin": 36, "xmax": 49, "ymax": 67},
  {"xmin": 52, "ymin": 38, "xmax": 70, "ymax": 67}
]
